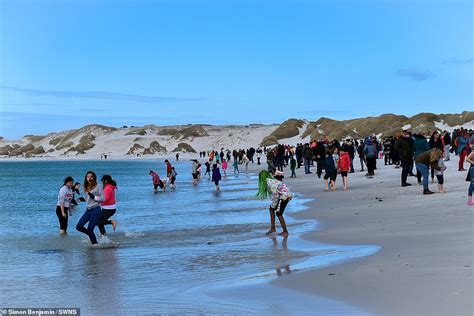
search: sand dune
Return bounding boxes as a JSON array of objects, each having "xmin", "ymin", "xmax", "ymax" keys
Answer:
[{"xmin": 0, "ymin": 112, "xmax": 472, "ymax": 159}]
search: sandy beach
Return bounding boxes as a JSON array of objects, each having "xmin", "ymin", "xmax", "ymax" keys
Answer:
[{"xmin": 270, "ymin": 157, "xmax": 473, "ymax": 315}]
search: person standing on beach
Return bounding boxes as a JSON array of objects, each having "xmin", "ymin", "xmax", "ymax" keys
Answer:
[
  {"xmin": 357, "ymin": 140, "xmax": 366, "ymax": 172},
  {"xmin": 257, "ymin": 170, "xmax": 292, "ymax": 237},
  {"xmin": 290, "ymin": 156, "xmax": 296, "ymax": 178},
  {"xmin": 76, "ymin": 171, "xmax": 103, "ymax": 246},
  {"xmin": 415, "ymin": 148, "xmax": 443, "ymax": 195},
  {"xmin": 338, "ymin": 148, "xmax": 350, "ymax": 190},
  {"xmin": 435, "ymin": 153, "xmax": 447, "ymax": 193},
  {"xmin": 303, "ymin": 143, "xmax": 312, "ymax": 174},
  {"xmin": 395, "ymin": 131, "xmax": 414, "ymax": 187},
  {"xmin": 97, "ymin": 175, "xmax": 118, "ymax": 238},
  {"xmin": 455, "ymin": 129, "xmax": 469, "ymax": 171},
  {"xmin": 364, "ymin": 138, "xmax": 377, "ymax": 178},
  {"xmin": 466, "ymin": 136, "xmax": 474, "ymax": 205},
  {"xmin": 324, "ymin": 149, "xmax": 337, "ymax": 191},
  {"xmin": 442, "ymin": 131, "xmax": 451, "ymax": 161},
  {"xmin": 315, "ymin": 140, "xmax": 326, "ymax": 178},
  {"xmin": 56, "ymin": 176, "xmax": 74, "ymax": 235},
  {"xmin": 176, "ymin": 153, "xmax": 180, "ymax": 161}
]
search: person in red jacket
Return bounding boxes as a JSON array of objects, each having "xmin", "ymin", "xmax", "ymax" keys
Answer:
[
  {"xmin": 150, "ymin": 170, "xmax": 166, "ymax": 192},
  {"xmin": 338, "ymin": 148, "xmax": 351, "ymax": 190},
  {"xmin": 97, "ymin": 175, "xmax": 117, "ymax": 237},
  {"xmin": 165, "ymin": 159, "xmax": 173, "ymax": 177}
]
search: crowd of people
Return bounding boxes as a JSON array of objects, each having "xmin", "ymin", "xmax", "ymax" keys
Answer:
[
  {"xmin": 55, "ymin": 127, "xmax": 474, "ymax": 244},
  {"xmin": 262, "ymin": 128, "xmax": 473, "ymax": 196}
]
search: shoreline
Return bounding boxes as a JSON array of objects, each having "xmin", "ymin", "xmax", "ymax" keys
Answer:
[
  {"xmin": 270, "ymin": 158, "xmax": 473, "ymax": 315},
  {"xmin": 1, "ymin": 157, "xmax": 472, "ymax": 314}
]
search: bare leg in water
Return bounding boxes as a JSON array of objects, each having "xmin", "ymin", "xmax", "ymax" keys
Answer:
[
  {"xmin": 266, "ymin": 207, "xmax": 276, "ymax": 234},
  {"xmin": 276, "ymin": 213, "xmax": 289, "ymax": 237}
]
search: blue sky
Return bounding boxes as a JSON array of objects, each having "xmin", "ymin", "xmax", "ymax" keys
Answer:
[{"xmin": 0, "ymin": 0, "xmax": 472, "ymax": 139}]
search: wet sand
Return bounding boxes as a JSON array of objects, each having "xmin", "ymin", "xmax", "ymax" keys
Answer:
[{"xmin": 272, "ymin": 158, "xmax": 473, "ymax": 315}]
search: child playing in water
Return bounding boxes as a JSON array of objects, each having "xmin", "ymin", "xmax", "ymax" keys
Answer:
[{"xmin": 257, "ymin": 170, "xmax": 292, "ymax": 237}]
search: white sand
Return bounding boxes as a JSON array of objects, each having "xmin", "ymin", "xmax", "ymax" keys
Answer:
[{"xmin": 269, "ymin": 157, "xmax": 473, "ymax": 315}]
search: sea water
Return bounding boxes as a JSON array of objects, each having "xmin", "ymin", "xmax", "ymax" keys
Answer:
[{"xmin": 0, "ymin": 160, "xmax": 379, "ymax": 315}]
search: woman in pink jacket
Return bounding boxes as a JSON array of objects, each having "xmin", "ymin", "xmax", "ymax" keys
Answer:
[{"xmin": 97, "ymin": 175, "xmax": 118, "ymax": 237}]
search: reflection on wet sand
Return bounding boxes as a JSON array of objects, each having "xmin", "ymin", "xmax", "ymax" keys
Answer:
[
  {"xmin": 270, "ymin": 236, "xmax": 293, "ymax": 277},
  {"xmin": 80, "ymin": 248, "xmax": 121, "ymax": 315}
]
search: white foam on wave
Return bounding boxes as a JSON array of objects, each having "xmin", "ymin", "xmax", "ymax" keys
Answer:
[{"xmin": 125, "ymin": 231, "xmax": 146, "ymax": 238}]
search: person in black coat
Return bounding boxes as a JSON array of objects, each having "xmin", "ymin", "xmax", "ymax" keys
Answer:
[{"xmin": 394, "ymin": 131, "xmax": 414, "ymax": 186}]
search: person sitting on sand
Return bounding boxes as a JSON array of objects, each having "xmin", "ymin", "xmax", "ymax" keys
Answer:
[{"xmin": 257, "ymin": 170, "xmax": 292, "ymax": 237}]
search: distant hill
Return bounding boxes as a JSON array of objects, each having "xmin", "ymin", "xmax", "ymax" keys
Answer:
[
  {"xmin": 259, "ymin": 111, "xmax": 474, "ymax": 146},
  {"xmin": 0, "ymin": 112, "xmax": 472, "ymax": 158}
]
